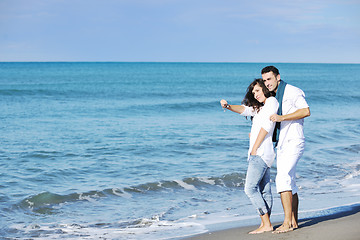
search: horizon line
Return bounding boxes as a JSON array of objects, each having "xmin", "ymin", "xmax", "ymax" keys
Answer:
[{"xmin": 1, "ymin": 61, "xmax": 359, "ymax": 64}]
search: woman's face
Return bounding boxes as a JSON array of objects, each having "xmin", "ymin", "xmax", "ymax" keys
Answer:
[{"xmin": 252, "ymin": 83, "xmax": 266, "ymax": 103}]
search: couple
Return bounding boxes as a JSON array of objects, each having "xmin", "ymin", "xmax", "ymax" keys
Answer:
[{"xmin": 220, "ymin": 66, "xmax": 310, "ymax": 234}]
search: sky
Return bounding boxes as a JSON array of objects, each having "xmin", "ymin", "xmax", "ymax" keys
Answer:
[{"xmin": 0, "ymin": 0, "xmax": 359, "ymax": 63}]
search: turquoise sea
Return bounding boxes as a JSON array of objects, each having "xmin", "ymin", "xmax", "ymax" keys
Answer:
[{"xmin": 0, "ymin": 62, "xmax": 359, "ymax": 239}]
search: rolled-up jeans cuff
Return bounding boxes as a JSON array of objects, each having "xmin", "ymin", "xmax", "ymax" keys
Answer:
[{"xmin": 257, "ymin": 207, "xmax": 268, "ymax": 216}]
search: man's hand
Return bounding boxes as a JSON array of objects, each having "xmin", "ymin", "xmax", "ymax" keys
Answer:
[
  {"xmin": 270, "ymin": 108, "xmax": 310, "ymax": 122},
  {"xmin": 270, "ymin": 114, "xmax": 283, "ymax": 122}
]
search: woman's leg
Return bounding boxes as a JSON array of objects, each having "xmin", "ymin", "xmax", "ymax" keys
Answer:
[
  {"xmin": 245, "ymin": 155, "xmax": 273, "ymax": 234},
  {"xmin": 259, "ymin": 167, "xmax": 272, "ymax": 215}
]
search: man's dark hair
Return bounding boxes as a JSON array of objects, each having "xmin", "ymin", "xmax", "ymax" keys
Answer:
[{"xmin": 261, "ymin": 66, "xmax": 280, "ymax": 76}]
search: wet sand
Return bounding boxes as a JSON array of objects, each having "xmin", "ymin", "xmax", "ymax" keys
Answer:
[{"xmin": 184, "ymin": 204, "xmax": 360, "ymax": 240}]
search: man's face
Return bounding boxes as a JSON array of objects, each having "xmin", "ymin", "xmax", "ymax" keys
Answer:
[{"xmin": 262, "ymin": 71, "xmax": 280, "ymax": 92}]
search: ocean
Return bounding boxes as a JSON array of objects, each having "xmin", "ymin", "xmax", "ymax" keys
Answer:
[{"xmin": 0, "ymin": 62, "xmax": 359, "ymax": 239}]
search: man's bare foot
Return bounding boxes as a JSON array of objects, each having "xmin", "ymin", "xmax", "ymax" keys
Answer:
[
  {"xmin": 272, "ymin": 224, "xmax": 294, "ymax": 234},
  {"xmin": 248, "ymin": 225, "xmax": 273, "ymax": 234}
]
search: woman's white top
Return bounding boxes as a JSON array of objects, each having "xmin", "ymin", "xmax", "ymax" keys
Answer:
[{"xmin": 241, "ymin": 97, "xmax": 279, "ymax": 167}]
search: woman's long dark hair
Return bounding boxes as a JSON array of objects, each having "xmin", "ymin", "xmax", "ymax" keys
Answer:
[{"xmin": 241, "ymin": 78, "xmax": 275, "ymax": 113}]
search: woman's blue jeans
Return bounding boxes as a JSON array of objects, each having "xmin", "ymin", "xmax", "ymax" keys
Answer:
[{"xmin": 244, "ymin": 155, "xmax": 272, "ymax": 216}]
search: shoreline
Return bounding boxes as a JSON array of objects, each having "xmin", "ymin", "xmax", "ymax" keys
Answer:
[{"xmin": 183, "ymin": 203, "xmax": 360, "ymax": 240}]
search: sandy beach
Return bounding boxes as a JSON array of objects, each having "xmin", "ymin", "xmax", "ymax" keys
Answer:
[{"xmin": 184, "ymin": 204, "xmax": 360, "ymax": 240}]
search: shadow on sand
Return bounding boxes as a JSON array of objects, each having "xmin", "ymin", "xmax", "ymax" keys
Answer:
[{"xmin": 297, "ymin": 203, "xmax": 360, "ymax": 229}]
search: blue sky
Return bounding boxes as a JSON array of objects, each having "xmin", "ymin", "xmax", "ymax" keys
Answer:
[{"xmin": 1, "ymin": 0, "xmax": 359, "ymax": 63}]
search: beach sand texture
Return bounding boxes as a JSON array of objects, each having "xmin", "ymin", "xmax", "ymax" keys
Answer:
[{"xmin": 185, "ymin": 205, "xmax": 360, "ymax": 240}]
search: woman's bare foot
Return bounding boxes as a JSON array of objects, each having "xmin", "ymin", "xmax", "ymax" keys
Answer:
[
  {"xmin": 272, "ymin": 224, "xmax": 294, "ymax": 234},
  {"xmin": 248, "ymin": 225, "xmax": 273, "ymax": 234},
  {"xmin": 292, "ymin": 221, "xmax": 298, "ymax": 230}
]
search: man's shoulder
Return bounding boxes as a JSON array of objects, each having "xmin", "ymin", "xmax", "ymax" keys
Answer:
[{"xmin": 284, "ymin": 83, "xmax": 305, "ymax": 95}]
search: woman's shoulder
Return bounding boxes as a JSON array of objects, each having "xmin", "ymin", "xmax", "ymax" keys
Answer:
[
  {"xmin": 264, "ymin": 96, "xmax": 279, "ymax": 109},
  {"xmin": 266, "ymin": 96, "xmax": 279, "ymax": 104}
]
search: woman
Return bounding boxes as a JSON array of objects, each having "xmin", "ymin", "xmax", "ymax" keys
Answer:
[{"xmin": 220, "ymin": 79, "xmax": 279, "ymax": 234}]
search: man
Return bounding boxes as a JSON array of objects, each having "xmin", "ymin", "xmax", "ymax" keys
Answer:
[{"xmin": 261, "ymin": 66, "xmax": 310, "ymax": 233}]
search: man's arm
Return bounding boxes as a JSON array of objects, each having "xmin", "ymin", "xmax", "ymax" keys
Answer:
[{"xmin": 270, "ymin": 107, "xmax": 310, "ymax": 122}]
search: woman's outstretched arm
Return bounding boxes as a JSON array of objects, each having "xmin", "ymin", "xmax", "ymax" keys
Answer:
[{"xmin": 220, "ymin": 99, "xmax": 246, "ymax": 114}]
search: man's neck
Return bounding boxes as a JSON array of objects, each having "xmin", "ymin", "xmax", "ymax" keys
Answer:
[{"xmin": 274, "ymin": 80, "xmax": 282, "ymax": 93}]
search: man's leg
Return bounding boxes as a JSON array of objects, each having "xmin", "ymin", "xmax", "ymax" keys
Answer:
[
  {"xmin": 274, "ymin": 140, "xmax": 304, "ymax": 233},
  {"xmin": 292, "ymin": 193, "xmax": 299, "ymax": 228},
  {"xmin": 275, "ymin": 191, "xmax": 294, "ymax": 233},
  {"xmin": 274, "ymin": 191, "xmax": 299, "ymax": 233}
]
